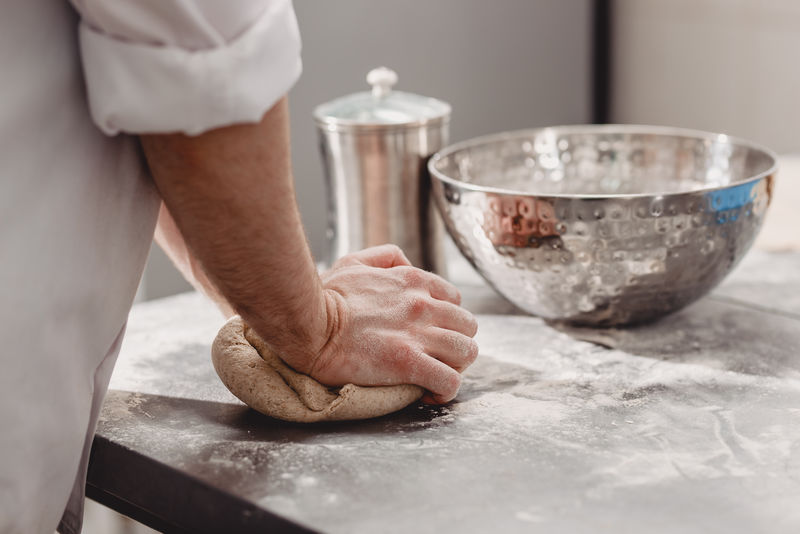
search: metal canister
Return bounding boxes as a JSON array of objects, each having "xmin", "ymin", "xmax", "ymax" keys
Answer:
[{"xmin": 314, "ymin": 67, "xmax": 451, "ymax": 273}]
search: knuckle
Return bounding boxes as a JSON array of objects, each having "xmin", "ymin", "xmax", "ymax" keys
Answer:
[
  {"xmin": 440, "ymin": 370, "xmax": 462, "ymax": 400},
  {"xmin": 436, "ymin": 275, "xmax": 455, "ymax": 291},
  {"xmin": 385, "ymin": 243, "xmax": 403, "ymax": 255},
  {"xmin": 451, "ymin": 286, "xmax": 462, "ymax": 305},
  {"xmin": 406, "ymin": 295, "xmax": 430, "ymax": 319},
  {"xmin": 465, "ymin": 339, "xmax": 480, "ymax": 363},
  {"xmin": 393, "ymin": 342, "xmax": 421, "ymax": 368},
  {"xmin": 401, "ymin": 267, "xmax": 425, "ymax": 287},
  {"xmin": 465, "ymin": 313, "xmax": 479, "ymax": 336},
  {"xmin": 447, "ymin": 335, "xmax": 478, "ymax": 372}
]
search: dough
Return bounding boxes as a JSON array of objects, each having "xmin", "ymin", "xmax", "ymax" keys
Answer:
[{"xmin": 211, "ymin": 316, "xmax": 423, "ymax": 423}]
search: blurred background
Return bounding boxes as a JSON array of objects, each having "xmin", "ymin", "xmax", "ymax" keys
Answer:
[
  {"xmin": 91, "ymin": 0, "xmax": 800, "ymax": 531},
  {"xmin": 136, "ymin": 0, "xmax": 594, "ymax": 300},
  {"xmin": 137, "ymin": 0, "xmax": 800, "ymax": 302}
]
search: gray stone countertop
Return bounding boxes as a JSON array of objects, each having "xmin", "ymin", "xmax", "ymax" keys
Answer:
[{"xmin": 89, "ymin": 249, "xmax": 800, "ymax": 534}]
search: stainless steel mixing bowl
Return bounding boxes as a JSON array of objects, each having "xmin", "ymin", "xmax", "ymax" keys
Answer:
[{"xmin": 429, "ymin": 125, "xmax": 777, "ymax": 325}]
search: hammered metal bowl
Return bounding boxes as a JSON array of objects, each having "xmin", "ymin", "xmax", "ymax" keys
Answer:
[{"xmin": 429, "ymin": 125, "xmax": 777, "ymax": 326}]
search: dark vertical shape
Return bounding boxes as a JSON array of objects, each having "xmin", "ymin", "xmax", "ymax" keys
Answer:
[{"xmin": 592, "ymin": 0, "xmax": 612, "ymax": 124}]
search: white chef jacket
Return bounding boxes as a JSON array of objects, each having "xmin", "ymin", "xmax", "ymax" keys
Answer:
[{"xmin": 0, "ymin": 2, "xmax": 301, "ymax": 533}]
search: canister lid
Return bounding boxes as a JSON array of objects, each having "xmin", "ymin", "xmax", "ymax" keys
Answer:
[{"xmin": 313, "ymin": 67, "xmax": 451, "ymax": 131}]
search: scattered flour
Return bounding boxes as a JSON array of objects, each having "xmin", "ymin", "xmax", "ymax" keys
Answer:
[{"xmin": 449, "ymin": 392, "xmax": 574, "ymax": 429}]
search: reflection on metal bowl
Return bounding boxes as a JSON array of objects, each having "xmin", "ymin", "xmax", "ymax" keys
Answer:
[{"xmin": 429, "ymin": 125, "xmax": 777, "ymax": 326}]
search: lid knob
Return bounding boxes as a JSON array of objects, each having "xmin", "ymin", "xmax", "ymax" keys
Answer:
[{"xmin": 367, "ymin": 67, "xmax": 398, "ymax": 98}]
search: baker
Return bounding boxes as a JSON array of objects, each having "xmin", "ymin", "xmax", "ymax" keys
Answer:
[{"xmin": 0, "ymin": 2, "xmax": 479, "ymax": 533}]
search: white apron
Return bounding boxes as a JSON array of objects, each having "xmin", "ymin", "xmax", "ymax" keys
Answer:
[{"xmin": 0, "ymin": 1, "xmax": 301, "ymax": 533}]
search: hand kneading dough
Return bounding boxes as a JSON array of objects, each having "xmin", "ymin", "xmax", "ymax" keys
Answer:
[{"xmin": 211, "ymin": 316, "xmax": 423, "ymax": 423}]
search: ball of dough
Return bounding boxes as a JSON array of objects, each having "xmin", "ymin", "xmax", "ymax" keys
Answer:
[{"xmin": 211, "ymin": 316, "xmax": 423, "ymax": 423}]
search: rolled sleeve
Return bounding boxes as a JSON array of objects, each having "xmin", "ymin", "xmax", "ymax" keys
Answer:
[{"xmin": 77, "ymin": 0, "xmax": 302, "ymax": 135}]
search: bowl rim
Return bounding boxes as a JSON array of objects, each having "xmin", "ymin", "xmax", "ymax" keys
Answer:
[{"xmin": 428, "ymin": 124, "xmax": 779, "ymax": 199}]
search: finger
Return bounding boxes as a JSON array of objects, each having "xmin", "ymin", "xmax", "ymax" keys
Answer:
[
  {"xmin": 402, "ymin": 353, "xmax": 462, "ymax": 403},
  {"xmin": 396, "ymin": 266, "xmax": 461, "ymax": 305},
  {"xmin": 423, "ymin": 327, "xmax": 479, "ymax": 372},
  {"xmin": 427, "ymin": 299, "xmax": 479, "ymax": 337},
  {"xmin": 425, "ymin": 273, "xmax": 461, "ymax": 305},
  {"xmin": 340, "ymin": 244, "xmax": 412, "ymax": 269}
]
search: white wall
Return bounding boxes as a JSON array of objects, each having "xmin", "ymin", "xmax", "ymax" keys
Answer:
[
  {"xmin": 611, "ymin": 0, "xmax": 800, "ymax": 153},
  {"xmin": 139, "ymin": 0, "xmax": 594, "ymax": 300}
]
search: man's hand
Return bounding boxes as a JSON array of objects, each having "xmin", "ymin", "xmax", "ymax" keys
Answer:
[
  {"xmin": 312, "ymin": 245, "xmax": 478, "ymax": 404},
  {"xmin": 142, "ymin": 98, "xmax": 478, "ymax": 403}
]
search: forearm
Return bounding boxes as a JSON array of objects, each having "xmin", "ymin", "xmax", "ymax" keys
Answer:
[
  {"xmin": 141, "ymin": 97, "xmax": 327, "ymax": 372},
  {"xmin": 153, "ymin": 202, "xmax": 236, "ymax": 318}
]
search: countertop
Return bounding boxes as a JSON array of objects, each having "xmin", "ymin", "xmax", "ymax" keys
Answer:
[{"xmin": 88, "ymin": 247, "xmax": 800, "ymax": 533}]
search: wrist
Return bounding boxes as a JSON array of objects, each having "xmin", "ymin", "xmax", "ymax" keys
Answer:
[
  {"xmin": 256, "ymin": 286, "xmax": 337, "ymax": 376},
  {"xmin": 308, "ymin": 288, "xmax": 342, "ymax": 376}
]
